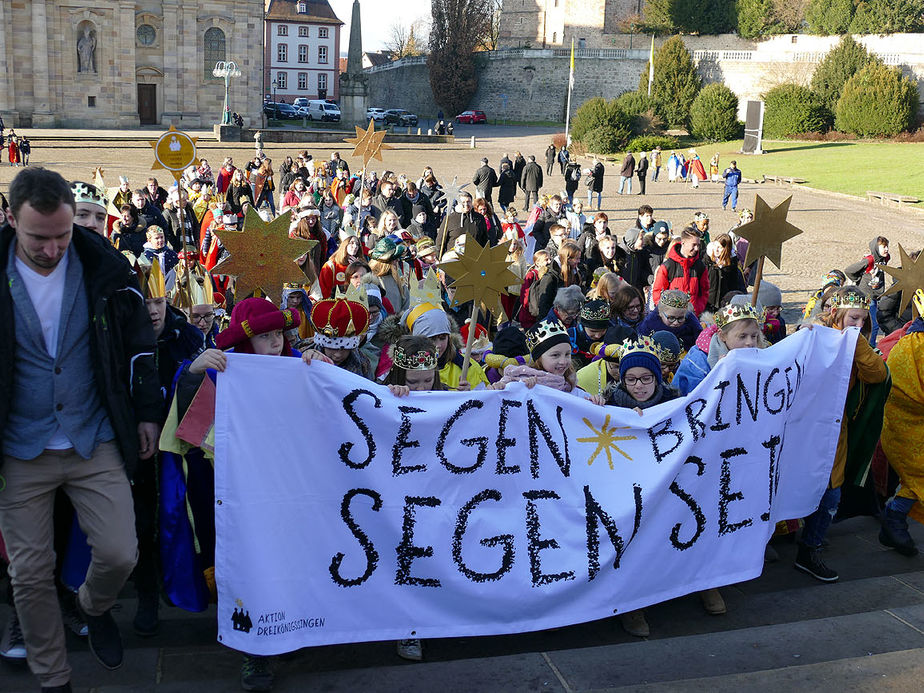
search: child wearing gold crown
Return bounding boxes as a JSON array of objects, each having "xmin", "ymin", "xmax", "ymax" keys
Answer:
[
  {"xmin": 793, "ymin": 286, "xmax": 889, "ymax": 583},
  {"xmin": 673, "ymin": 298, "xmax": 764, "ymax": 396},
  {"xmin": 638, "ymin": 289, "xmax": 702, "ymax": 352},
  {"xmin": 300, "ymin": 287, "xmax": 374, "ymax": 378}
]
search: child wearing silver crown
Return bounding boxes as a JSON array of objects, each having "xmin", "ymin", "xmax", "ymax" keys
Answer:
[{"xmin": 673, "ymin": 298, "xmax": 765, "ymax": 396}]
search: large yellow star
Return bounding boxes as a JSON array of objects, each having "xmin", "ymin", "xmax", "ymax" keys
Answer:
[
  {"xmin": 577, "ymin": 415, "xmax": 636, "ymax": 470},
  {"xmin": 148, "ymin": 125, "xmax": 200, "ymax": 179},
  {"xmin": 882, "ymin": 244, "xmax": 924, "ymax": 318},
  {"xmin": 439, "ymin": 235, "xmax": 519, "ymax": 309},
  {"xmin": 211, "ymin": 207, "xmax": 317, "ymax": 303},
  {"xmin": 344, "ymin": 119, "xmax": 392, "ymax": 170},
  {"xmin": 738, "ymin": 195, "xmax": 804, "ymax": 270}
]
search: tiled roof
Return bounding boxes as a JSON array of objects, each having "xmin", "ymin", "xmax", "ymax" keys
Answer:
[{"xmin": 266, "ymin": 0, "xmax": 344, "ymax": 25}]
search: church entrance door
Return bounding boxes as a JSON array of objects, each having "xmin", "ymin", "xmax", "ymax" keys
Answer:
[{"xmin": 138, "ymin": 84, "xmax": 157, "ymax": 125}]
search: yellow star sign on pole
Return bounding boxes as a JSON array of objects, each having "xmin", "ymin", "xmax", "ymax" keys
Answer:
[
  {"xmin": 212, "ymin": 207, "xmax": 318, "ymax": 304},
  {"xmin": 882, "ymin": 244, "xmax": 924, "ymax": 318},
  {"xmin": 148, "ymin": 126, "xmax": 199, "ymax": 182},
  {"xmin": 738, "ymin": 195, "xmax": 804, "ymax": 270},
  {"xmin": 344, "ymin": 119, "xmax": 392, "ymax": 170}
]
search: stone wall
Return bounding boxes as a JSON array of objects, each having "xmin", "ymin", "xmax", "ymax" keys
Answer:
[{"xmin": 367, "ymin": 33, "xmax": 924, "ymax": 124}]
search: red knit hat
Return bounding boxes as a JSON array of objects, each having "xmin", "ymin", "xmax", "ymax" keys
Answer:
[
  {"xmin": 216, "ymin": 297, "xmax": 300, "ymax": 355},
  {"xmin": 460, "ymin": 321, "xmax": 488, "ymax": 343}
]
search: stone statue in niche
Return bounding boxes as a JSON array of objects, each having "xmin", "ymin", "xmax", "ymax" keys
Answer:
[{"xmin": 77, "ymin": 26, "xmax": 97, "ymax": 73}]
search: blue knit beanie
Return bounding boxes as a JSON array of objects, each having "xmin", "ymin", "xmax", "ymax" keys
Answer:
[{"xmin": 619, "ymin": 350, "xmax": 662, "ymax": 385}]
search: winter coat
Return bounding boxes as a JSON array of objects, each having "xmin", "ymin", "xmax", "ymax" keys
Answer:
[
  {"xmin": 564, "ymin": 162, "xmax": 582, "ymax": 194},
  {"xmin": 436, "ymin": 211, "xmax": 488, "ymax": 254},
  {"xmin": 531, "ymin": 207, "xmax": 567, "ymax": 250},
  {"xmin": 521, "ymin": 161, "xmax": 544, "ymax": 192},
  {"xmin": 636, "ymin": 157, "xmax": 649, "ymax": 179},
  {"xmin": 647, "ymin": 237, "xmax": 670, "ymax": 278},
  {"xmin": 472, "ymin": 165, "xmax": 499, "ymax": 202},
  {"xmin": 224, "ymin": 183, "xmax": 255, "ymax": 216},
  {"xmin": 618, "ymin": 228, "xmax": 652, "ymax": 290},
  {"xmin": 0, "ymin": 225, "xmax": 161, "ymax": 475},
  {"xmin": 704, "ymin": 257, "xmax": 746, "ymax": 312},
  {"xmin": 534, "ymin": 261, "xmax": 574, "ymax": 319},
  {"xmin": 637, "ymin": 309, "xmax": 702, "ymax": 352},
  {"xmin": 609, "ymin": 382, "xmax": 680, "ymax": 409},
  {"xmin": 620, "ymin": 153, "xmax": 635, "ymax": 178},
  {"xmin": 592, "ymin": 161, "xmax": 605, "ymax": 193},
  {"xmin": 513, "ymin": 155, "xmax": 527, "ymax": 187},
  {"xmin": 498, "ymin": 168, "xmax": 518, "ymax": 206},
  {"xmin": 846, "ymin": 239, "xmax": 891, "ymax": 298},
  {"xmin": 652, "ymin": 244, "xmax": 710, "ymax": 315},
  {"xmin": 545, "ymin": 146, "xmax": 557, "ymax": 166}
]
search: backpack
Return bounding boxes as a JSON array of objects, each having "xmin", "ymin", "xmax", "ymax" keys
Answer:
[
  {"xmin": 570, "ymin": 166, "xmax": 581, "ymax": 182},
  {"xmin": 527, "ymin": 275, "xmax": 543, "ymax": 317}
]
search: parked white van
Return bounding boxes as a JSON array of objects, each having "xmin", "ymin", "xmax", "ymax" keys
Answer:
[{"xmin": 307, "ymin": 100, "xmax": 341, "ymax": 122}]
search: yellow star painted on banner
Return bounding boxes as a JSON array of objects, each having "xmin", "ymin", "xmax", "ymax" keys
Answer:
[
  {"xmin": 344, "ymin": 119, "xmax": 392, "ymax": 169},
  {"xmin": 738, "ymin": 195, "xmax": 804, "ymax": 270},
  {"xmin": 439, "ymin": 235, "xmax": 519, "ymax": 309},
  {"xmin": 577, "ymin": 415, "xmax": 636, "ymax": 470},
  {"xmin": 882, "ymin": 244, "xmax": 924, "ymax": 318},
  {"xmin": 212, "ymin": 207, "xmax": 318, "ymax": 303}
]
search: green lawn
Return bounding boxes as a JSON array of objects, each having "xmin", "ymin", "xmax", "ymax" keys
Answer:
[{"xmin": 678, "ymin": 139, "xmax": 924, "ymax": 205}]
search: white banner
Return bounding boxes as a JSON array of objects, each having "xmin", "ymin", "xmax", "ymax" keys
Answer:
[{"xmin": 214, "ymin": 327, "xmax": 857, "ymax": 655}]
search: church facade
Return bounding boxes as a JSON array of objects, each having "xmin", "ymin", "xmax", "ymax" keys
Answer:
[{"xmin": 0, "ymin": 0, "xmax": 265, "ymax": 128}]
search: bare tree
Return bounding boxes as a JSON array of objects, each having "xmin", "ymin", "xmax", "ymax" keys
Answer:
[
  {"xmin": 429, "ymin": 0, "xmax": 494, "ymax": 115},
  {"xmin": 385, "ymin": 21, "xmax": 411, "ymax": 59},
  {"xmin": 481, "ymin": 0, "xmax": 504, "ymax": 51}
]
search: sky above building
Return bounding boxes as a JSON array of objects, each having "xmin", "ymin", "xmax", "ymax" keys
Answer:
[{"xmin": 328, "ymin": 0, "xmax": 431, "ymax": 54}]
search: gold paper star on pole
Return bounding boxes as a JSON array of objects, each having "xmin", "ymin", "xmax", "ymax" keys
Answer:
[
  {"xmin": 882, "ymin": 244, "xmax": 924, "ymax": 318},
  {"xmin": 344, "ymin": 119, "xmax": 392, "ymax": 169},
  {"xmin": 211, "ymin": 207, "xmax": 318, "ymax": 303},
  {"xmin": 738, "ymin": 195, "xmax": 804, "ymax": 269},
  {"xmin": 439, "ymin": 235, "xmax": 519, "ymax": 309}
]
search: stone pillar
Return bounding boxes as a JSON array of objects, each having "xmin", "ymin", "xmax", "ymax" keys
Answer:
[
  {"xmin": 0, "ymin": 1, "xmax": 14, "ymax": 123},
  {"xmin": 119, "ymin": 0, "xmax": 140, "ymax": 127},
  {"xmin": 339, "ymin": 0, "xmax": 368, "ymax": 127},
  {"xmin": 162, "ymin": 0, "xmax": 181, "ymax": 125},
  {"xmin": 31, "ymin": 0, "xmax": 55, "ymax": 126}
]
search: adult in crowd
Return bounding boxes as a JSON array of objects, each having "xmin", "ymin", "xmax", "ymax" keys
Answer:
[
  {"xmin": 0, "ymin": 167, "xmax": 161, "ymax": 691},
  {"xmin": 531, "ymin": 195, "xmax": 567, "ymax": 251},
  {"xmin": 141, "ymin": 178, "xmax": 168, "ymax": 210},
  {"xmin": 131, "ymin": 189, "xmax": 167, "ymax": 236},
  {"xmin": 497, "ymin": 160, "xmax": 518, "ymax": 213},
  {"xmin": 520, "ymin": 155, "xmax": 543, "ymax": 211},
  {"xmin": 618, "ymin": 151, "xmax": 635, "ymax": 195},
  {"xmin": 589, "ymin": 156, "xmax": 605, "ymax": 210},
  {"xmin": 564, "ymin": 157, "xmax": 582, "ymax": 206},
  {"xmin": 635, "ymin": 152, "xmax": 648, "ymax": 196},
  {"xmin": 472, "ymin": 158, "xmax": 498, "ymax": 205},
  {"xmin": 652, "ymin": 226, "xmax": 710, "ymax": 316},
  {"xmin": 722, "ymin": 160, "xmax": 742, "ymax": 211},
  {"xmin": 436, "ymin": 192, "xmax": 489, "ymax": 256},
  {"xmin": 545, "ymin": 143, "xmax": 557, "ymax": 175}
]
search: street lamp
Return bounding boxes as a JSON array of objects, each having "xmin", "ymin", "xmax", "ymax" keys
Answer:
[
  {"xmin": 271, "ymin": 79, "xmax": 278, "ymax": 121},
  {"xmin": 212, "ymin": 60, "xmax": 242, "ymax": 125}
]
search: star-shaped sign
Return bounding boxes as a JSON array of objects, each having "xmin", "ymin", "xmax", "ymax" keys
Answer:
[
  {"xmin": 344, "ymin": 119, "xmax": 392, "ymax": 170},
  {"xmin": 148, "ymin": 125, "xmax": 200, "ymax": 180},
  {"xmin": 882, "ymin": 244, "xmax": 924, "ymax": 318},
  {"xmin": 440, "ymin": 235, "xmax": 519, "ymax": 309},
  {"xmin": 738, "ymin": 195, "xmax": 804, "ymax": 270},
  {"xmin": 211, "ymin": 208, "xmax": 318, "ymax": 303}
]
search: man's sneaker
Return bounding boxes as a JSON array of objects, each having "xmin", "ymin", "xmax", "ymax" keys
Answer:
[
  {"xmin": 880, "ymin": 507, "xmax": 919, "ymax": 557},
  {"xmin": 59, "ymin": 591, "xmax": 89, "ymax": 637},
  {"xmin": 0, "ymin": 609, "xmax": 27, "ymax": 660},
  {"xmin": 76, "ymin": 602, "xmax": 123, "ymax": 670},
  {"xmin": 396, "ymin": 638, "xmax": 423, "ymax": 661},
  {"xmin": 240, "ymin": 654, "xmax": 274, "ymax": 692},
  {"xmin": 795, "ymin": 544, "xmax": 839, "ymax": 582},
  {"xmin": 133, "ymin": 590, "xmax": 160, "ymax": 637}
]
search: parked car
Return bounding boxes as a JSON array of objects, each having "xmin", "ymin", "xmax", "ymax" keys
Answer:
[
  {"xmin": 307, "ymin": 100, "xmax": 341, "ymax": 122},
  {"xmin": 456, "ymin": 110, "xmax": 487, "ymax": 124},
  {"xmin": 383, "ymin": 109, "xmax": 418, "ymax": 127},
  {"xmin": 366, "ymin": 107, "xmax": 386, "ymax": 121},
  {"xmin": 293, "ymin": 97, "xmax": 310, "ymax": 109},
  {"xmin": 263, "ymin": 102, "xmax": 299, "ymax": 120}
]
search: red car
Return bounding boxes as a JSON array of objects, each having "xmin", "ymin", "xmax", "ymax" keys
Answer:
[{"xmin": 456, "ymin": 110, "xmax": 487, "ymax": 124}]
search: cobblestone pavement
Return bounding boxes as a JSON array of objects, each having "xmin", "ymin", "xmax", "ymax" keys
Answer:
[{"xmin": 2, "ymin": 127, "xmax": 922, "ymax": 324}]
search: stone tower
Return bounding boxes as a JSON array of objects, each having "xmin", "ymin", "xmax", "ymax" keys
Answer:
[{"xmin": 339, "ymin": 0, "xmax": 368, "ymax": 126}]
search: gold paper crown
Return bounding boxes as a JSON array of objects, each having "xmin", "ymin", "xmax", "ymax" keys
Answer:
[
  {"xmin": 525, "ymin": 319, "xmax": 569, "ymax": 354},
  {"xmin": 393, "ymin": 344, "xmax": 438, "ymax": 371},
  {"xmin": 337, "ymin": 281, "xmax": 369, "ymax": 308},
  {"xmin": 580, "ymin": 300, "xmax": 611, "ymax": 323},
  {"xmin": 660, "ymin": 291, "xmax": 690, "ymax": 310},
  {"xmin": 715, "ymin": 302, "xmax": 763, "ymax": 329},
  {"xmin": 142, "ymin": 257, "xmax": 167, "ymax": 300},
  {"xmin": 618, "ymin": 335, "xmax": 662, "ymax": 362},
  {"xmin": 830, "ymin": 290, "xmax": 871, "ymax": 312},
  {"xmin": 410, "ymin": 269, "xmax": 443, "ymax": 308}
]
